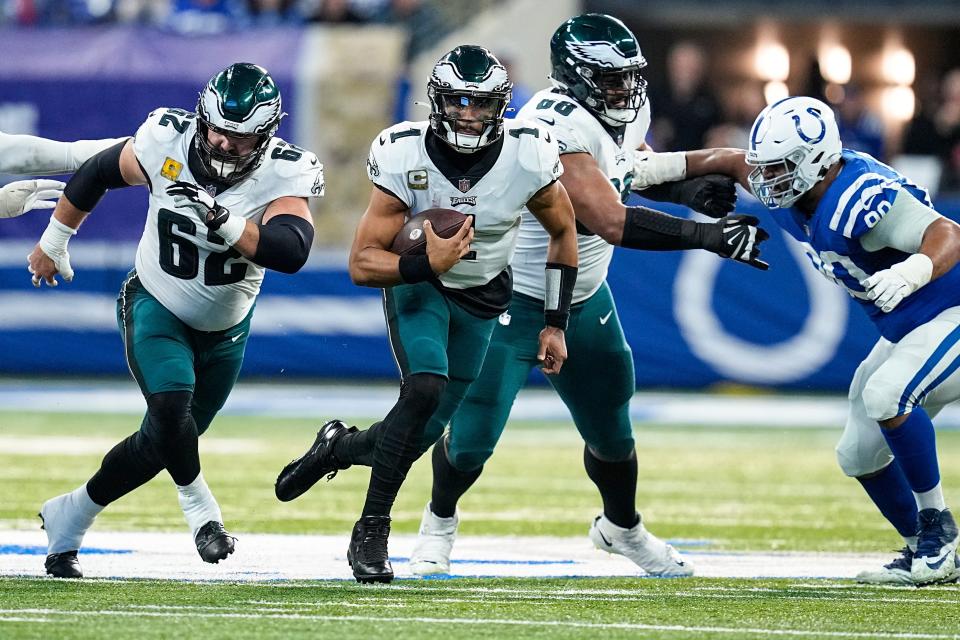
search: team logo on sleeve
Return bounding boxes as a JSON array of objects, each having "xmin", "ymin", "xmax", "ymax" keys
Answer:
[
  {"xmin": 161, "ymin": 157, "xmax": 183, "ymax": 181},
  {"xmin": 366, "ymin": 154, "xmax": 380, "ymax": 178},
  {"xmin": 408, "ymin": 169, "xmax": 429, "ymax": 190}
]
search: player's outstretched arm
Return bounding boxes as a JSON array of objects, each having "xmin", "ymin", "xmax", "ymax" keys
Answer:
[
  {"xmin": 27, "ymin": 139, "xmax": 144, "ymax": 287},
  {"xmin": 527, "ymin": 180, "xmax": 579, "ymax": 375},
  {"xmin": 0, "ymin": 131, "xmax": 128, "ymax": 176},
  {"xmin": 348, "ymin": 188, "xmax": 474, "ymax": 288},
  {"xmin": 684, "ymin": 148, "xmax": 753, "ymax": 192},
  {"xmin": 631, "ymin": 146, "xmax": 738, "ymax": 219}
]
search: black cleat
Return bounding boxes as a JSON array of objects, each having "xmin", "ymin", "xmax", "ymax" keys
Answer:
[
  {"xmin": 195, "ymin": 521, "xmax": 236, "ymax": 564},
  {"xmin": 347, "ymin": 515, "xmax": 394, "ymax": 583},
  {"xmin": 45, "ymin": 550, "xmax": 83, "ymax": 578},
  {"xmin": 275, "ymin": 420, "xmax": 356, "ymax": 502}
]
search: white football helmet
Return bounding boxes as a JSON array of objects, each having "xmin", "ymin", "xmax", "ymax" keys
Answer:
[{"xmin": 746, "ymin": 96, "xmax": 842, "ymax": 209}]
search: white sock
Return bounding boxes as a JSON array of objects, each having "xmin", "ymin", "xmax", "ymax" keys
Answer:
[
  {"xmin": 915, "ymin": 483, "xmax": 947, "ymax": 512},
  {"xmin": 176, "ymin": 472, "xmax": 222, "ymax": 539},
  {"xmin": 904, "ymin": 536, "xmax": 918, "ymax": 552},
  {"xmin": 43, "ymin": 485, "xmax": 104, "ymax": 554}
]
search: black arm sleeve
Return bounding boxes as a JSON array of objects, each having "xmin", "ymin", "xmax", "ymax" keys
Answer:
[
  {"xmin": 62, "ymin": 141, "xmax": 131, "ymax": 212},
  {"xmin": 620, "ymin": 206, "xmax": 702, "ymax": 251},
  {"xmin": 252, "ymin": 214, "xmax": 315, "ymax": 274}
]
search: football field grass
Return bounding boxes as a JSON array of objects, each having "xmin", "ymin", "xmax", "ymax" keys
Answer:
[{"xmin": 2, "ymin": 410, "xmax": 960, "ymax": 638}]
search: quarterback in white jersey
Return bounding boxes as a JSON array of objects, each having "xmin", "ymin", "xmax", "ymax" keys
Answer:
[
  {"xmin": 24, "ymin": 63, "xmax": 322, "ymax": 579},
  {"xmin": 405, "ymin": 13, "xmax": 773, "ymax": 579},
  {"xmin": 274, "ymin": 45, "xmax": 578, "ymax": 584}
]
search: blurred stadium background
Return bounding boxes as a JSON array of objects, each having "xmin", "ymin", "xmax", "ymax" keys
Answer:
[
  {"xmin": 3, "ymin": 2, "xmax": 960, "ymax": 637},
  {"xmin": 1, "ymin": 0, "xmax": 960, "ymax": 389}
]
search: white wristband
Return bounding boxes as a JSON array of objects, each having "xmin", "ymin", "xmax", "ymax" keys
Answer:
[
  {"xmin": 892, "ymin": 253, "xmax": 934, "ymax": 292},
  {"xmin": 632, "ymin": 150, "xmax": 687, "ymax": 189},
  {"xmin": 216, "ymin": 214, "xmax": 246, "ymax": 246},
  {"xmin": 39, "ymin": 215, "xmax": 77, "ymax": 258}
]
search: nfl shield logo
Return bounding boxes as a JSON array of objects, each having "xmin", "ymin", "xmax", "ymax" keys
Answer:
[
  {"xmin": 204, "ymin": 185, "xmax": 218, "ymax": 198},
  {"xmin": 458, "ymin": 178, "xmax": 471, "ymax": 193}
]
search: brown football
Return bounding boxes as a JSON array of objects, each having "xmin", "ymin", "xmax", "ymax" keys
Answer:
[{"xmin": 390, "ymin": 208, "xmax": 470, "ymax": 255}]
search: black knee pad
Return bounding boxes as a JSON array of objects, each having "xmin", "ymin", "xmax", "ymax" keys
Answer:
[
  {"xmin": 399, "ymin": 373, "xmax": 447, "ymax": 421},
  {"xmin": 143, "ymin": 390, "xmax": 195, "ymax": 443}
]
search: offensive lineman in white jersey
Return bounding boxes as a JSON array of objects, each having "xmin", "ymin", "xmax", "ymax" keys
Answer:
[
  {"xmin": 23, "ymin": 63, "xmax": 323, "ymax": 578},
  {"xmin": 274, "ymin": 45, "xmax": 579, "ymax": 583},
  {"xmin": 403, "ymin": 14, "xmax": 771, "ymax": 577}
]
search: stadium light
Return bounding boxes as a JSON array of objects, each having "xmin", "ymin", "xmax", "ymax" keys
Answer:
[
  {"xmin": 881, "ymin": 85, "xmax": 915, "ymax": 121},
  {"xmin": 764, "ymin": 81, "xmax": 790, "ymax": 104},
  {"xmin": 881, "ymin": 46, "xmax": 915, "ymax": 86},
  {"xmin": 819, "ymin": 44, "xmax": 851, "ymax": 85},
  {"xmin": 755, "ymin": 41, "xmax": 790, "ymax": 82}
]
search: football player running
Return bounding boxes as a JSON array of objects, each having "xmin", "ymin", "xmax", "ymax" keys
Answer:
[
  {"xmin": 401, "ymin": 13, "xmax": 772, "ymax": 578},
  {"xmin": 275, "ymin": 45, "xmax": 579, "ymax": 583},
  {"xmin": 21, "ymin": 63, "xmax": 323, "ymax": 578},
  {"xmin": 0, "ymin": 131, "xmax": 130, "ymax": 218},
  {"xmin": 697, "ymin": 96, "xmax": 960, "ymax": 585}
]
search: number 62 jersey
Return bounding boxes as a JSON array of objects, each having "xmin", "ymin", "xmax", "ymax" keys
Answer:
[{"xmin": 131, "ymin": 108, "xmax": 324, "ymax": 332}]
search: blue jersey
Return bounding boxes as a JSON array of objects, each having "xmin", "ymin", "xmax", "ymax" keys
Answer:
[{"xmin": 769, "ymin": 149, "xmax": 960, "ymax": 342}]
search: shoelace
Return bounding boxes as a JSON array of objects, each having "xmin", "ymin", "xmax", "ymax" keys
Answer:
[
  {"xmin": 916, "ymin": 512, "xmax": 946, "ymax": 557},
  {"xmin": 884, "ymin": 547, "xmax": 913, "ymax": 570},
  {"xmin": 359, "ymin": 526, "xmax": 390, "ymax": 563}
]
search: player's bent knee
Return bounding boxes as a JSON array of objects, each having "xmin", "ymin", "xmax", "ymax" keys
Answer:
[
  {"xmin": 835, "ymin": 435, "xmax": 892, "ymax": 478},
  {"xmin": 144, "ymin": 390, "xmax": 196, "ymax": 441},
  {"xmin": 586, "ymin": 438, "xmax": 635, "ymax": 462},
  {"xmin": 447, "ymin": 447, "xmax": 492, "ymax": 473},
  {"xmin": 861, "ymin": 373, "xmax": 904, "ymax": 422},
  {"xmin": 401, "ymin": 373, "xmax": 447, "ymax": 420}
]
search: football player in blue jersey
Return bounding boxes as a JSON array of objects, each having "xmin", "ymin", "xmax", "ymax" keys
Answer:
[{"xmin": 697, "ymin": 96, "xmax": 960, "ymax": 585}]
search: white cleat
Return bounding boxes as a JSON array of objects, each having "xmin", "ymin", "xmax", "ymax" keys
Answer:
[
  {"xmin": 855, "ymin": 547, "xmax": 914, "ymax": 585},
  {"xmin": 912, "ymin": 508, "xmax": 959, "ymax": 585},
  {"xmin": 589, "ymin": 514, "xmax": 694, "ymax": 577},
  {"xmin": 408, "ymin": 503, "xmax": 458, "ymax": 576}
]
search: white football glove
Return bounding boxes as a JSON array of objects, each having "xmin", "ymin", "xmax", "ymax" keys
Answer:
[
  {"xmin": 0, "ymin": 179, "xmax": 65, "ymax": 218},
  {"xmin": 166, "ymin": 181, "xmax": 245, "ymax": 245},
  {"xmin": 863, "ymin": 254, "xmax": 933, "ymax": 313}
]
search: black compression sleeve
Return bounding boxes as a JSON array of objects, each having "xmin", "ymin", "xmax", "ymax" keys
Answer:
[
  {"xmin": 62, "ymin": 141, "xmax": 131, "ymax": 212},
  {"xmin": 620, "ymin": 206, "xmax": 701, "ymax": 251},
  {"xmin": 252, "ymin": 214, "xmax": 314, "ymax": 274}
]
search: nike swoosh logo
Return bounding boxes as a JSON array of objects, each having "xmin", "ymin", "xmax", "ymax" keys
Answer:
[
  {"xmin": 379, "ymin": 136, "xmax": 386, "ymax": 146},
  {"xmin": 600, "ymin": 310, "xmax": 613, "ymax": 325},
  {"xmin": 230, "ymin": 332, "xmax": 244, "ymax": 343},
  {"xmin": 597, "ymin": 529, "xmax": 612, "ymax": 546},
  {"xmin": 537, "ymin": 117, "xmax": 555, "ymax": 126},
  {"xmin": 310, "ymin": 158, "xmax": 318, "ymax": 166},
  {"xmin": 926, "ymin": 555, "xmax": 949, "ymax": 570}
]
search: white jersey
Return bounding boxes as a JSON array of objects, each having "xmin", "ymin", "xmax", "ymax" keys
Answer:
[
  {"xmin": 513, "ymin": 88, "xmax": 650, "ymax": 303},
  {"xmin": 366, "ymin": 120, "xmax": 561, "ymax": 292},
  {"xmin": 131, "ymin": 108, "xmax": 324, "ymax": 331}
]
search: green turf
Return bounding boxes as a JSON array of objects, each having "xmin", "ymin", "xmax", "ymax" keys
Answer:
[
  {"xmin": 2, "ymin": 576, "xmax": 959, "ymax": 640},
  {"xmin": 3, "ymin": 410, "xmax": 960, "ymax": 639},
  {"xmin": 3, "ymin": 411, "xmax": 959, "ymax": 551}
]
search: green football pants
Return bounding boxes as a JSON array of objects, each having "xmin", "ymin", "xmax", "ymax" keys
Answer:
[
  {"xmin": 382, "ymin": 281, "xmax": 498, "ymax": 453},
  {"xmin": 447, "ymin": 282, "xmax": 636, "ymax": 470},
  {"xmin": 116, "ymin": 271, "xmax": 251, "ymax": 435}
]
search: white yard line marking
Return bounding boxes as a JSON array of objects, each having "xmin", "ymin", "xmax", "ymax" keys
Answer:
[{"xmin": 0, "ymin": 608, "xmax": 956, "ymax": 638}]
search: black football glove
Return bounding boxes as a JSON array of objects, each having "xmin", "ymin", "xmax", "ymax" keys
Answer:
[
  {"xmin": 636, "ymin": 174, "xmax": 738, "ymax": 218},
  {"xmin": 671, "ymin": 174, "xmax": 738, "ymax": 218},
  {"xmin": 695, "ymin": 214, "xmax": 770, "ymax": 270},
  {"xmin": 165, "ymin": 181, "xmax": 230, "ymax": 230}
]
